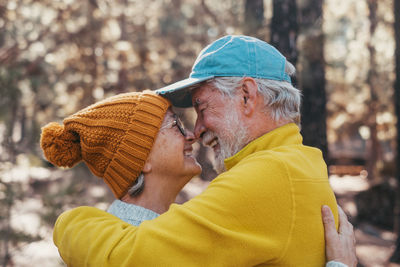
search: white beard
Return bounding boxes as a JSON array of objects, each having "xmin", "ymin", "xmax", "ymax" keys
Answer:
[{"xmin": 203, "ymin": 108, "xmax": 250, "ymax": 174}]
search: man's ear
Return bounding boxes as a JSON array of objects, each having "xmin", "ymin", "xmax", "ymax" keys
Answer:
[{"xmin": 240, "ymin": 77, "xmax": 258, "ymax": 116}]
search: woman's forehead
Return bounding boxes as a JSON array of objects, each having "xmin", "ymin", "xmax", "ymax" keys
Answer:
[
  {"xmin": 166, "ymin": 108, "xmax": 175, "ymax": 117},
  {"xmin": 162, "ymin": 108, "xmax": 175, "ymax": 123}
]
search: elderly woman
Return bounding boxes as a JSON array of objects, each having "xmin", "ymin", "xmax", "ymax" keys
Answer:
[{"xmin": 40, "ymin": 91, "xmax": 201, "ymax": 225}]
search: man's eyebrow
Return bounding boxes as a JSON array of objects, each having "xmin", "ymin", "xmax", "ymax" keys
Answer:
[{"xmin": 193, "ymin": 98, "xmax": 202, "ymax": 107}]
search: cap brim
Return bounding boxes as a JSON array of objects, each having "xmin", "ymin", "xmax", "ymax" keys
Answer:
[{"xmin": 155, "ymin": 76, "xmax": 214, "ymax": 108}]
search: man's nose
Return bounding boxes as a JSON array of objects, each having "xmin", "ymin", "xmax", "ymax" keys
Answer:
[{"xmin": 194, "ymin": 118, "xmax": 206, "ymax": 139}]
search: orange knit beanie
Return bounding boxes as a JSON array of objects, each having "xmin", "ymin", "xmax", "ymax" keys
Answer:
[{"xmin": 40, "ymin": 91, "xmax": 170, "ymax": 199}]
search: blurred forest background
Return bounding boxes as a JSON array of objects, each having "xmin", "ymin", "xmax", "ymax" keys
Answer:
[{"xmin": 0, "ymin": 0, "xmax": 399, "ymax": 266}]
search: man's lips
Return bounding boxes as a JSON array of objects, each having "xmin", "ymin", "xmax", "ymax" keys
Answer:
[
  {"xmin": 208, "ymin": 138, "xmax": 218, "ymax": 149},
  {"xmin": 202, "ymin": 132, "xmax": 218, "ymax": 148}
]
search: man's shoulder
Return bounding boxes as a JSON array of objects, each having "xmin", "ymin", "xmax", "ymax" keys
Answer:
[
  {"xmin": 232, "ymin": 145, "xmax": 302, "ymax": 169},
  {"xmin": 229, "ymin": 150, "xmax": 286, "ymax": 173},
  {"xmin": 223, "ymin": 144, "xmax": 327, "ymax": 183},
  {"xmin": 238, "ymin": 143, "xmax": 324, "ymax": 167},
  {"xmin": 218, "ymin": 150, "xmax": 291, "ymax": 192}
]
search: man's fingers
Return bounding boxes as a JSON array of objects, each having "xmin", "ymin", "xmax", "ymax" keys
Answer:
[{"xmin": 322, "ymin": 205, "xmax": 338, "ymax": 243}]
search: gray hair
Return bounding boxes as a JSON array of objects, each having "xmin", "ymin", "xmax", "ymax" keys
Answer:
[
  {"xmin": 127, "ymin": 172, "xmax": 145, "ymax": 197},
  {"xmin": 207, "ymin": 61, "xmax": 301, "ymax": 126}
]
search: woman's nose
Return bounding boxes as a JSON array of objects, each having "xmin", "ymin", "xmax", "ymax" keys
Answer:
[{"xmin": 185, "ymin": 129, "xmax": 197, "ymax": 145}]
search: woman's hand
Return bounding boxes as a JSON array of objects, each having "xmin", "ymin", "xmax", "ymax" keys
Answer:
[{"xmin": 322, "ymin": 205, "xmax": 357, "ymax": 267}]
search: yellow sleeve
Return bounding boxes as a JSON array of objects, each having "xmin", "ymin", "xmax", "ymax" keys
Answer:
[{"xmin": 53, "ymin": 156, "xmax": 299, "ymax": 266}]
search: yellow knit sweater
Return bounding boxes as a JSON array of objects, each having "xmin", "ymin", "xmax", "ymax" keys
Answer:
[{"xmin": 53, "ymin": 123, "xmax": 338, "ymax": 266}]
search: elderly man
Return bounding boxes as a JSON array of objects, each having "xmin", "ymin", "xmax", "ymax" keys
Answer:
[{"xmin": 53, "ymin": 35, "xmax": 356, "ymax": 266}]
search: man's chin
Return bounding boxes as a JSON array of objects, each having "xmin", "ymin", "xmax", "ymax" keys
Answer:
[{"xmin": 213, "ymin": 152, "xmax": 226, "ymax": 174}]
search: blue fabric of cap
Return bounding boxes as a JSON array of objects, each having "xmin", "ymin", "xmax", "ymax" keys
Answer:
[{"xmin": 156, "ymin": 35, "xmax": 291, "ymax": 108}]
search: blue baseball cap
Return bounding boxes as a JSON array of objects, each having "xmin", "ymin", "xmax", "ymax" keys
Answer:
[{"xmin": 156, "ymin": 35, "xmax": 291, "ymax": 107}]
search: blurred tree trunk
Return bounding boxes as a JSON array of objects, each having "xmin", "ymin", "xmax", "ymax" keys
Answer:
[
  {"xmin": 117, "ymin": 0, "xmax": 129, "ymax": 92},
  {"xmin": 243, "ymin": 0, "xmax": 264, "ymax": 38},
  {"xmin": 390, "ymin": 0, "xmax": 400, "ymax": 262},
  {"xmin": 79, "ymin": 0, "xmax": 98, "ymax": 107},
  {"xmin": 270, "ymin": 0, "xmax": 298, "ymax": 67},
  {"xmin": 365, "ymin": 0, "xmax": 382, "ymax": 181},
  {"xmin": 297, "ymin": 0, "xmax": 328, "ymax": 162}
]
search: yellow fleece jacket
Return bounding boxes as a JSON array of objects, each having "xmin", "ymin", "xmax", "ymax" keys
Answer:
[{"xmin": 53, "ymin": 123, "xmax": 338, "ymax": 266}]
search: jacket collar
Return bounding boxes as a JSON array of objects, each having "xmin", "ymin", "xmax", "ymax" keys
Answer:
[{"xmin": 224, "ymin": 123, "xmax": 302, "ymax": 170}]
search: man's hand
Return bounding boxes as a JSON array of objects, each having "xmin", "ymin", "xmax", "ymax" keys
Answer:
[{"xmin": 322, "ymin": 205, "xmax": 357, "ymax": 267}]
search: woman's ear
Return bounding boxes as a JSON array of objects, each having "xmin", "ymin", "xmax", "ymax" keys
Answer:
[
  {"xmin": 142, "ymin": 162, "xmax": 152, "ymax": 174},
  {"xmin": 240, "ymin": 77, "xmax": 258, "ymax": 116}
]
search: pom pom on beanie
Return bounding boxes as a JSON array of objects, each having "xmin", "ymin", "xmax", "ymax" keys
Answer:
[{"xmin": 40, "ymin": 122, "xmax": 82, "ymax": 168}]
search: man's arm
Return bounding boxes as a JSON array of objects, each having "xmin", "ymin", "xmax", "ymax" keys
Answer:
[
  {"xmin": 54, "ymin": 159, "xmax": 296, "ymax": 266},
  {"xmin": 53, "ymin": 156, "xmax": 335, "ymax": 266},
  {"xmin": 322, "ymin": 205, "xmax": 357, "ymax": 267}
]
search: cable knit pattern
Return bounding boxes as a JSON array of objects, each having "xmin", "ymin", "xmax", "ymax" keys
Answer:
[{"xmin": 40, "ymin": 91, "xmax": 170, "ymax": 198}]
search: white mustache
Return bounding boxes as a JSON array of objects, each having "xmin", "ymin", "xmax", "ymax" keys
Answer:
[{"xmin": 202, "ymin": 131, "xmax": 217, "ymax": 147}]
